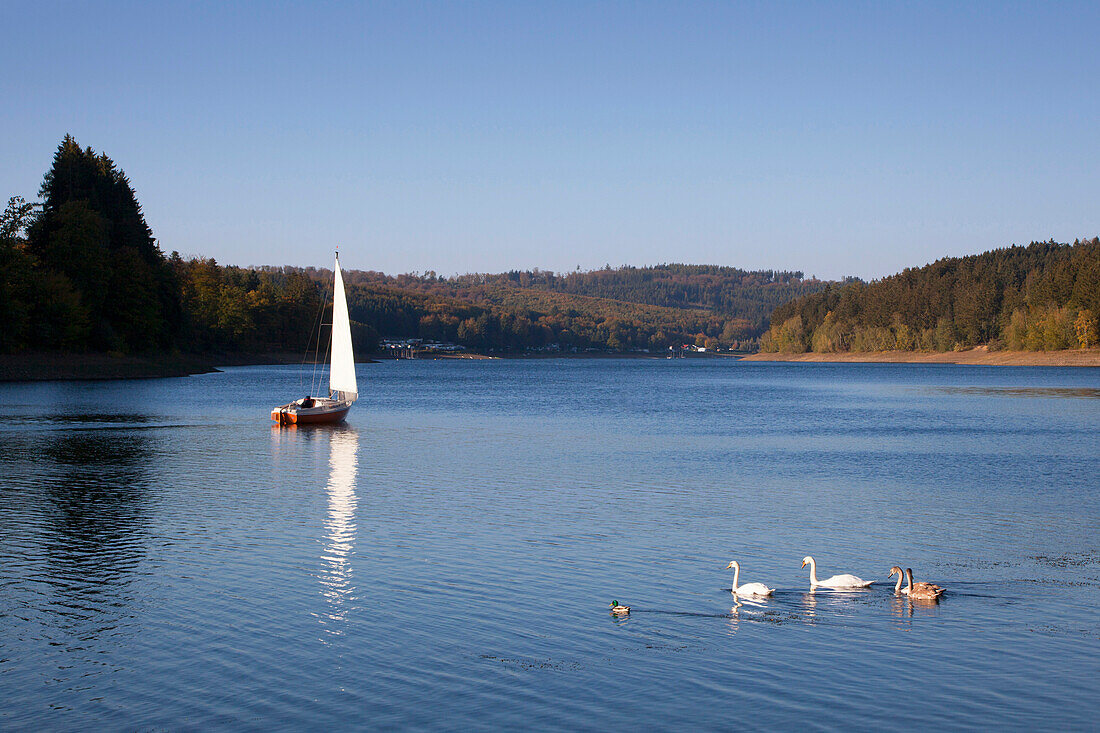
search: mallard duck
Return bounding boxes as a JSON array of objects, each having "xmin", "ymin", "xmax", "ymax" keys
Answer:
[
  {"xmin": 904, "ymin": 568, "xmax": 945, "ymax": 600},
  {"xmin": 801, "ymin": 556, "xmax": 873, "ymax": 589},
  {"xmin": 725, "ymin": 560, "xmax": 775, "ymax": 596},
  {"xmin": 609, "ymin": 601, "xmax": 630, "ymax": 615}
]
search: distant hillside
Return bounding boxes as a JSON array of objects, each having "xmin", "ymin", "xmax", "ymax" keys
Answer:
[
  {"xmin": 761, "ymin": 239, "xmax": 1100, "ymax": 354},
  {"xmin": 2, "ymin": 136, "xmax": 827, "ymax": 357},
  {"xmin": 293, "ymin": 264, "xmax": 830, "ymax": 353},
  {"xmin": 340, "ymin": 265, "xmax": 826, "ymax": 331}
]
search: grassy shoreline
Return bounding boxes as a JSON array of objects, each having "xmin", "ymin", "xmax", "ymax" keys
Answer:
[{"xmin": 741, "ymin": 348, "xmax": 1100, "ymax": 367}]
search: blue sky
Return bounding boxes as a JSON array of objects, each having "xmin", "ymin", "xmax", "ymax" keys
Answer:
[{"xmin": 3, "ymin": 1, "xmax": 1098, "ymax": 279}]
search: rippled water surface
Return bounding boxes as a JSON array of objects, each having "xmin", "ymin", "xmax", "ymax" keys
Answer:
[{"xmin": 2, "ymin": 359, "xmax": 1098, "ymax": 730}]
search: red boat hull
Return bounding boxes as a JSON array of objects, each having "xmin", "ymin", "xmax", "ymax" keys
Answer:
[{"xmin": 271, "ymin": 403, "xmax": 351, "ymax": 425}]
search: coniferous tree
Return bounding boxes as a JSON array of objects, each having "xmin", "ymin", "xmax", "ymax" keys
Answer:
[{"xmin": 26, "ymin": 135, "xmax": 180, "ymax": 351}]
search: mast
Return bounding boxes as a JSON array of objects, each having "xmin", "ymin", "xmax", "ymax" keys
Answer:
[{"xmin": 328, "ymin": 251, "xmax": 358, "ymax": 401}]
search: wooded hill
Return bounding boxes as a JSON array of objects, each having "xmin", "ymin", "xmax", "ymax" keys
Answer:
[
  {"xmin": 3, "ymin": 137, "xmax": 824, "ymax": 356},
  {"xmin": 760, "ymin": 239, "xmax": 1099, "ymax": 353},
  {"xmin": 293, "ymin": 265, "xmax": 830, "ymax": 353},
  {"xmin": 340, "ymin": 265, "xmax": 824, "ymax": 332},
  {"xmin": 9, "ymin": 137, "xmax": 1093, "ymax": 359}
]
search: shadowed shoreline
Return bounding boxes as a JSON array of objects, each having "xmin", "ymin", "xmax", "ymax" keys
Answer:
[{"xmin": 0, "ymin": 352, "xmax": 382, "ymax": 382}]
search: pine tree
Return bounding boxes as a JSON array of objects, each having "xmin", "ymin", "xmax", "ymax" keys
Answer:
[{"xmin": 27, "ymin": 136, "xmax": 181, "ymax": 351}]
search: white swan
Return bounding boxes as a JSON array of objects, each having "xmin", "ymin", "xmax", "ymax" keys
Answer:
[
  {"xmin": 725, "ymin": 560, "xmax": 774, "ymax": 597},
  {"xmin": 801, "ymin": 556, "xmax": 873, "ymax": 589}
]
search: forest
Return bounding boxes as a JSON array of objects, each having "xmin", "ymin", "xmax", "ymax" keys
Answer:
[
  {"xmin": 760, "ymin": 239, "xmax": 1099, "ymax": 353},
  {"xmin": 1, "ymin": 137, "xmax": 828, "ymax": 356},
  {"xmin": 287, "ymin": 264, "xmax": 830, "ymax": 353},
  {"xmin": 329, "ymin": 264, "xmax": 827, "ymax": 335},
  {"xmin": 4, "ymin": 137, "xmax": 1096, "ymax": 358}
]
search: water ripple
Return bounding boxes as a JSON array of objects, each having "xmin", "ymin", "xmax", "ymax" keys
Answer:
[{"xmin": 0, "ymin": 361, "xmax": 1097, "ymax": 729}]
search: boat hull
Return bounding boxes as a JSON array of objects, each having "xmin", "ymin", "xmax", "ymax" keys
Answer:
[{"xmin": 271, "ymin": 401, "xmax": 352, "ymax": 425}]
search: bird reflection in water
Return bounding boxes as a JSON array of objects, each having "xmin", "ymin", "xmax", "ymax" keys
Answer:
[
  {"xmin": 726, "ymin": 594, "xmax": 770, "ymax": 635},
  {"xmin": 317, "ymin": 427, "xmax": 360, "ymax": 634},
  {"xmin": 726, "ymin": 605, "xmax": 741, "ymax": 635},
  {"xmin": 890, "ymin": 592, "xmax": 941, "ymax": 624},
  {"xmin": 801, "ymin": 590, "xmax": 819, "ymax": 618}
]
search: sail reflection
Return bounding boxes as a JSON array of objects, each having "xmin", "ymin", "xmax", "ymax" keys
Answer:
[{"xmin": 319, "ymin": 427, "xmax": 360, "ymax": 630}]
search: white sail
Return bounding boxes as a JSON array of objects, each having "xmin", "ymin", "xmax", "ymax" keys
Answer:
[{"xmin": 329, "ymin": 254, "xmax": 358, "ymax": 400}]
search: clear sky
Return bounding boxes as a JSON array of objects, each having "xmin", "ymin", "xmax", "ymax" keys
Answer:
[{"xmin": 3, "ymin": 1, "xmax": 1098, "ymax": 279}]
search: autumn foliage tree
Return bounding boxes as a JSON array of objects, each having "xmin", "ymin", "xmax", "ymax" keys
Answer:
[{"xmin": 760, "ymin": 239, "xmax": 1100, "ymax": 353}]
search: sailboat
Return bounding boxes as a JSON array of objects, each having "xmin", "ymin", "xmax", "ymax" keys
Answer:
[{"xmin": 271, "ymin": 252, "xmax": 358, "ymax": 425}]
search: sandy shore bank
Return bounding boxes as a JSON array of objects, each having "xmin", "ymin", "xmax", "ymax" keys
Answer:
[{"xmin": 741, "ymin": 348, "xmax": 1100, "ymax": 367}]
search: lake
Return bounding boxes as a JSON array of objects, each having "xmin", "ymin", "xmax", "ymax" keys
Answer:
[{"xmin": 1, "ymin": 359, "xmax": 1098, "ymax": 730}]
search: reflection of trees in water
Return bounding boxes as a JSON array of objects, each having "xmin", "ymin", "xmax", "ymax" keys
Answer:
[{"xmin": 39, "ymin": 429, "xmax": 153, "ymax": 616}]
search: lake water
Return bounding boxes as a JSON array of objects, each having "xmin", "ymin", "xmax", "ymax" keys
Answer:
[{"xmin": 1, "ymin": 359, "xmax": 1098, "ymax": 730}]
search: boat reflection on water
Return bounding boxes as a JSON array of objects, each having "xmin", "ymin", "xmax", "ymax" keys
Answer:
[
  {"xmin": 270, "ymin": 424, "xmax": 361, "ymax": 634},
  {"xmin": 319, "ymin": 427, "xmax": 360, "ymax": 632}
]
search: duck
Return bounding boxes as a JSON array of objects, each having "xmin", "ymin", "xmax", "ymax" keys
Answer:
[
  {"xmin": 904, "ymin": 567, "xmax": 945, "ymax": 600},
  {"xmin": 801, "ymin": 556, "xmax": 873, "ymax": 589},
  {"xmin": 609, "ymin": 601, "xmax": 631, "ymax": 615},
  {"xmin": 725, "ymin": 560, "xmax": 775, "ymax": 596}
]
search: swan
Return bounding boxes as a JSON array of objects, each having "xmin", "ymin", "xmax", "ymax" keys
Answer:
[
  {"xmin": 801, "ymin": 556, "xmax": 873, "ymax": 589},
  {"xmin": 609, "ymin": 601, "xmax": 631, "ymax": 615},
  {"xmin": 725, "ymin": 560, "xmax": 774, "ymax": 596},
  {"xmin": 904, "ymin": 568, "xmax": 945, "ymax": 600},
  {"xmin": 888, "ymin": 566, "xmax": 906, "ymax": 593}
]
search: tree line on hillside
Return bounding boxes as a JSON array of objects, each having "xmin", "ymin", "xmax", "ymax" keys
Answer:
[
  {"xmin": 337, "ymin": 280, "xmax": 741, "ymax": 353},
  {"xmin": 170, "ymin": 258, "xmax": 323, "ymax": 353},
  {"xmin": 4, "ymin": 137, "xmax": 766, "ymax": 357},
  {"xmin": 286, "ymin": 263, "xmax": 834, "ymax": 352},
  {"xmin": 322, "ymin": 263, "xmax": 830, "ymax": 337},
  {"xmin": 760, "ymin": 239, "xmax": 1099, "ymax": 353},
  {"xmin": 12, "ymin": 137, "xmax": 1091, "ymax": 360}
]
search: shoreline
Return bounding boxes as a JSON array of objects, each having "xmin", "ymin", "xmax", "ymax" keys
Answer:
[
  {"xmin": 741, "ymin": 348, "xmax": 1100, "ymax": 367},
  {"xmin": 0, "ymin": 352, "xmax": 222, "ymax": 382},
  {"xmin": 0, "ymin": 351, "xmax": 381, "ymax": 382},
  {"xmin": 4, "ymin": 347, "xmax": 1098, "ymax": 382}
]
